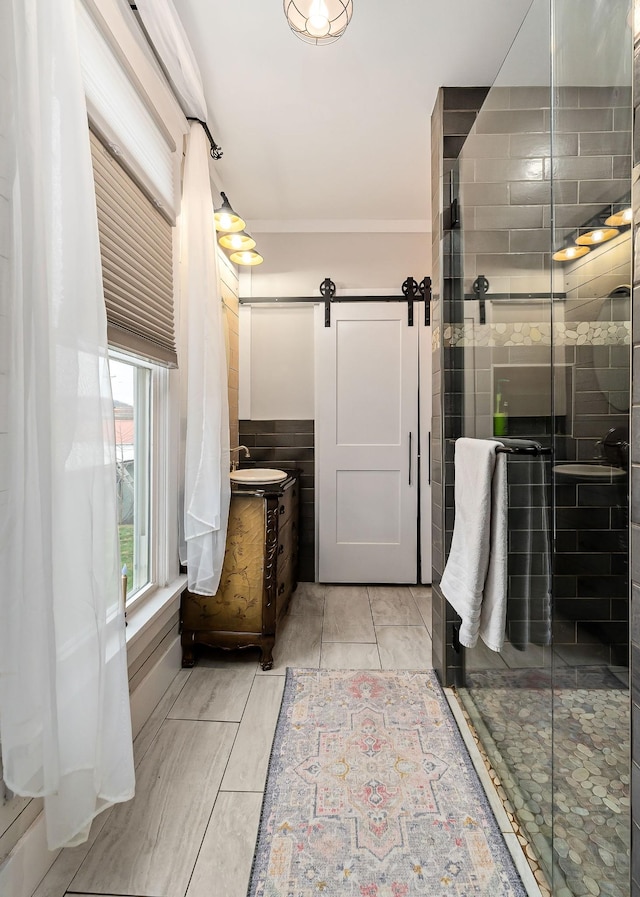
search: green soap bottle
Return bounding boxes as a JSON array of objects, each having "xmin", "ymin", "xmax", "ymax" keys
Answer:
[{"xmin": 493, "ymin": 379, "xmax": 509, "ymax": 437}]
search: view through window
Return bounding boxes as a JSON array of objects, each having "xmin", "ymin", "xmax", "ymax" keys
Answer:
[{"xmin": 110, "ymin": 354, "xmax": 151, "ymax": 602}]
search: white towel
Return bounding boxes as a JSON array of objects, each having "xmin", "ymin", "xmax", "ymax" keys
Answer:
[{"xmin": 440, "ymin": 437, "xmax": 508, "ymax": 652}]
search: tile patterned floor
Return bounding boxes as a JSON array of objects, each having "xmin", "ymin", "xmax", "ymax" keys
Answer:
[
  {"xmin": 33, "ymin": 583, "xmax": 440, "ymax": 897},
  {"xmin": 30, "ymin": 583, "xmax": 629, "ymax": 897}
]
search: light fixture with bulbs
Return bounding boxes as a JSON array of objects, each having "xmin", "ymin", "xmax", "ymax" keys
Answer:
[
  {"xmin": 575, "ymin": 227, "xmax": 619, "ymax": 246},
  {"xmin": 552, "ymin": 244, "xmax": 591, "ymax": 263},
  {"xmin": 214, "ymin": 193, "xmax": 264, "ymax": 265},
  {"xmin": 214, "ymin": 192, "xmax": 246, "ymax": 234},
  {"xmin": 283, "ymin": 0, "xmax": 353, "ymax": 45},
  {"xmin": 230, "ymin": 248, "xmax": 264, "ymax": 266},
  {"xmin": 552, "ymin": 199, "xmax": 632, "ymax": 264},
  {"xmin": 605, "ymin": 207, "xmax": 633, "ymax": 227},
  {"xmin": 218, "ymin": 231, "xmax": 257, "ymax": 252}
]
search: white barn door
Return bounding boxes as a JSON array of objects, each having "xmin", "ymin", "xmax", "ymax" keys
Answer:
[{"xmin": 315, "ymin": 302, "xmax": 419, "ymax": 583}]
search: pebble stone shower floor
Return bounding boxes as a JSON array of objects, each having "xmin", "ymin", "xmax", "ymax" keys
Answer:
[{"xmin": 459, "ymin": 666, "xmax": 629, "ymax": 897}]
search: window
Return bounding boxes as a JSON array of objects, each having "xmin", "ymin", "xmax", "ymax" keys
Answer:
[{"xmin": 110, "ymin": 352, "xmax": 153, "ymax": 603}]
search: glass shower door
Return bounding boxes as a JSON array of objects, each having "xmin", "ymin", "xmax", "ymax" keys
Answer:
[
  {"xmin": 446, "ymin": 2, "xmax": 632, "ymax": 891},
  {"xmin": 550, "ymin": 2, "xmax": 631, "ymax": 894},
  {"xmin": 452, "ymin": 0, "xmax": 556, "ymax": 887}
]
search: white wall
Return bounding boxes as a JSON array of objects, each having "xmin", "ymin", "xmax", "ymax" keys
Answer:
[
  {"xmin": 244, "ymin": 306, "xmax": 315, "ymax": 420},
  {"xmin": 243, "ymin": 232, "xmax": 430, "ymax": 298},
  {"xmin": 238, "ymin": 230, "xmax": 431, "ymax": 421}
]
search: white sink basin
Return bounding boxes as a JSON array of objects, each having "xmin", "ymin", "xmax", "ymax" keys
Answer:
[
  {"xmin": 230, "ymin": 468, "xmax": 288, "ymax": 484},
  {"xmin": 553, "ymin": 463, "xmax": 626, "ymax": 479}
]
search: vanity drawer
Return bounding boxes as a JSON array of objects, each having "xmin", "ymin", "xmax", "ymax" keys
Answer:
[
  {"xmin": 276, "ymin": 549, "xmax": 295, "ymax": 618},
  {"xmin": 277, "ymin": 482, "xmax": 298, "ymax": 528}
]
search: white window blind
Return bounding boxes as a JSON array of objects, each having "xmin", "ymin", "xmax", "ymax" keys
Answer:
[
  {"xmin": 77, "ymin": 0, "xmax": 178, "ymax": 221},
  {"xmin": 91, "ymin": 130, "xmax": 177, "ymax": 367}
]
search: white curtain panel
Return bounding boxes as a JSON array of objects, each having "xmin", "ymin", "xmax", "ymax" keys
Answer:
[
  {"xmin": 0, "ymin": 0, "xmax": 135, "ymax": 848},
  {"xmin": 179, "ymin": 124, "xmax": 231, "ymax": 595},
  {"xmin": 136, "ymin": 0, "xmax": 231, "ymax": 594},
  {"xmin": 135, "ymin": 0, "xmax": 208, "ymax": 122}
]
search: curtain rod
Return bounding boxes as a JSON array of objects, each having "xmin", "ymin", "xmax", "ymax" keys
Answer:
[
  {"xmin": 186, "ymin": 117, "xmax": 223, "ymax": 160},
  {"xmin": 126, "ymin": 3, "xmax": 224, "ymax": 159}
]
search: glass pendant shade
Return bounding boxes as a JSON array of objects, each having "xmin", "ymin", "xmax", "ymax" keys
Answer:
[
  {"xmin": 230, "ymin": 248, "xmax": 264, "ymax": 266},
  {"xmin": 214, "ymin": 192, "xmax": 246, "ymax": 233},
  {"xmin": 218, "ymin": 231, "xmax": 256, "ymax": 252},
  {"xmin": 575, "ymin": 227, "xmax": 618, "ymax": 246},
  {"xmin": 552, "ymin": 244, "xmax": 590, "ymax": 262},
  {"xmin": 283, "ymin": 0, "xmax": 353, "ymax": 45}
]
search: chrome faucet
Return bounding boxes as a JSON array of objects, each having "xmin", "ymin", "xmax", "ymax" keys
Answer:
[{"xmin": 230, "ymin": 445, "xmax": 251, "ymax": 471}]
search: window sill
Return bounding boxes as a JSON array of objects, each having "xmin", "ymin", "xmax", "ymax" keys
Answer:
[{"xmin": 125, "ymin": 574, "xmax": 187, "ymax": 668}]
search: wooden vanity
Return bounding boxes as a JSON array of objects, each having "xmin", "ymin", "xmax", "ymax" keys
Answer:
[{"xmin": 180, "ymin": 472, "xmax": 299, "ymax": 670}]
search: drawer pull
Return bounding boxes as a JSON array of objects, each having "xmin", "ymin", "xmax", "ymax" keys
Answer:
[
  {"xmin": 278, "ymin": 583, "xmax": 285, "ymax": 595},
  {"xmin": 278, "ymin": 544, "xmax": 284, "ymax": 555},
  {"xmin": 279, "ymin": 505, "xmax": 285, "ymax": 515}
]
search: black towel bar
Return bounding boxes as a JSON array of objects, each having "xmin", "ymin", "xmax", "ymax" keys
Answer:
[{"xmin": 444, "ymin": 438, "xmax": 552, "ymax": 457}]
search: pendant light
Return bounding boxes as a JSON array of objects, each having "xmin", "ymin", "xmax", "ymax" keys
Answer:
[
  {"xmin": 575, "ymin": 227, "xmax": 619, "ymax": 246},
  {"xmin": 230, "ymin": 248, "xmax": 264, "ymax": 266},
  {"xmin": 284, "ymin": 0, "xmax": 353, "ymax": 46},
  {"xmin": 215, "ymin": 192, "xmax": 264, "ymax": 265},
  {"xmin": 605, "ymin": 207, "xmax": 633, "ymax": 227},
  {"xmin": 552, "ymin": 244, "xmax": 590, "ymax": 263},
  {"xmin": 214, "ymin": 192, "xmax": 246, "ymax": 233},
  {"xmin": 218, "ymin": 231, "xmax": 256, "ymax": 252}
]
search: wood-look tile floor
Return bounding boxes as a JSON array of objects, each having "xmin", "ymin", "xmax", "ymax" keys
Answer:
[{"xmin": 35, "ymin": 583, "xmax": 435, "ymax": 897}]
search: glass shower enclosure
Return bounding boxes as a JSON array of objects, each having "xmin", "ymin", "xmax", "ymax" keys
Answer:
[{"xmin": 445, "ymin": 2, "xmax": 632, "ymax": 894}]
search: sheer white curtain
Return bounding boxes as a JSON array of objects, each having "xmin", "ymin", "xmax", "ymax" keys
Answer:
[
  {"xmin": 137, "ymin": 0, "xmax": 231, "ymax": 595},
  {"xmin": 179, "ymin": 125, "xmax": 231, "ymax": 594},
  {"xmin": 135, "ymin": 0, "xmax": 208, "ymax": 121},
  {"xmin": 0, "ymin": 0, "xmax": 135, "ymax": 849}
]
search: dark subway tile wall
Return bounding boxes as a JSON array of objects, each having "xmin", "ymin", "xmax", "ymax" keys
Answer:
[
  {"xmin": 239, "ymin": 419, "xmax": 315, "ymax": 582},
  {"xmin": 435, "ymin": 73, "xmax": 634, "ymax": 687},
  {"xmin": 459, "ymin": 84, "xmax": 631, "ymax": 302},
  {"xmin": 431, "ymin": 87, "xmax": 489, "ymax": 685}
]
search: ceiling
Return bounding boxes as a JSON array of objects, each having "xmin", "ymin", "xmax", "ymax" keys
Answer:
[{"xmin": 171, "ymin": 0, "xmax": 533, "ymax": 233}]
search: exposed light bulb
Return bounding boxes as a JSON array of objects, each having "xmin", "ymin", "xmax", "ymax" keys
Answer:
[
  {"xmin": 565, "ymin": 246, "xmax": 577, "ymax": 258},
  {"xmin": 219, "ymin": 213, "xmax": 232, "ymax": 230},
  {"xmin": 591, "ymin": 229, "xmax": 604, "ymax": 242},
  {"xmin": 623, "ymin": 208, "xmax": 633, "ymax": 223},
  {"xmin": 231, "ymin": 234, "xmax": 242, "ymax": 250},
  {"xmin": 307, "ymin": 0, "xmax": 330, "ymax": 36}
]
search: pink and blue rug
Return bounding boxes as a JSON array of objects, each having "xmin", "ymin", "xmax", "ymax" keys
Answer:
[{"xmin": 248, "ymin": 669, "xmax": 526, "ymax": 896}]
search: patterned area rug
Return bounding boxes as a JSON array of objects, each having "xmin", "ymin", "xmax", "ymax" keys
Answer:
[{"xmin": 248, "ymin": 669, "xmax": 526, "ymax": 896}]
